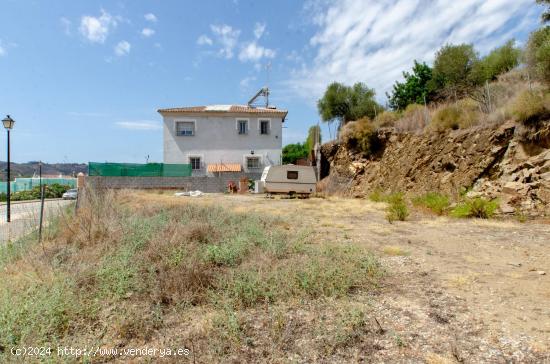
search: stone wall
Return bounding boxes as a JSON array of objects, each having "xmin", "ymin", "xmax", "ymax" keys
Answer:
[{"xmin": 85, "ymin": 173, "xmax": 262, "ymax": 193}]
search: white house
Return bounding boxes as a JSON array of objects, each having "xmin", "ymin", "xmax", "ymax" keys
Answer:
[{"xmin": 158, "ymin": 104, "xmax": 287, "ymax": 176}]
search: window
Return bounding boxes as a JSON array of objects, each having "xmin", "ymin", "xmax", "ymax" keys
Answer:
[
  {"xmin": 176, "ymin": 121, "xmax": 195, "ymax": 136},
  {"xmin": 260, "ymin": 120, "xmax": 270, "ymax": 135},
  {"xmin": 238, "ymin": 120, "xmax": 248, "ymax": 134},
  {"xmin": 246, "ymin": 157, "xmax": 260, "ymax": 169},
  {"xmin": 287, "ymin": 171, "xmax": 299, "ymax": 180},
  {"xmin": 190, "ymin": 157, "xmax": 201, "ymax": 170}
]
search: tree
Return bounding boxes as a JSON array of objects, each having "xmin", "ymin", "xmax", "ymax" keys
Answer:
[
  {"xmin": 282, "ymin": 143, "xmax": 308, "ymax": 164},
  {"xmin": 526, "ymin": 26, "xmax": 550, "ymax": 84},
  {"xmin": 305, "ymin": 125, "xmax": 322, "ymax": 154},
  {"xmin": 537, "ymin": 0, "xmax": 550, "ymax": 23},
  {"xmin": 317, "ymin": 82, "xmax": 381, "ymax": 130},
  {"xmin": 469, "ymin": 40, "xmax": 521, "ymax": 84},
  {"xmin": 387, "ymin": 61, "xmax": 434, "ymax": 110},
  {"xmin": 431, "ymin": 43, "xmax": 478, "ymax": 99}
]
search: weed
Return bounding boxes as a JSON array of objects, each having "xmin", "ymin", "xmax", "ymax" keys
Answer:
[
  {"xmin": 0, "ymin": 277, "xmax": 76, "ymax": 348},
  {"xmin": 413, "ymin": 192, "xmax": 450, "ymax": 215},
  {"xmin": 385, "ymin": 193, "xmax": 409, "ymax": 223},
  {"xmin": 211, "ymin": 308, "xmax": 244, "ymax": 355},
  {"xmin": 451, "ymin": 197, "xmax": 499, "ymax": 218},
  {"xmin": 368, "ymin": 189, "xmax": 386, "ymax": 202}
]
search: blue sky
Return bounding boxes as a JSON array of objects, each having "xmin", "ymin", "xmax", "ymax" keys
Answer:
[{"xmin": 0, "ymin": 0, "xmax": 543, "ymax": 163}]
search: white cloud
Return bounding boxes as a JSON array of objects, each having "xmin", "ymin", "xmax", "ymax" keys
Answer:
[
  {"xmin": 79, "ymin": 9, "xmax": 118, "ymax": 43},
  {"xmin": 254, "ymin": 22, "xmax": 266, "ymax": 39},
  {"xmin": 239, "ymin": 42, "xmax": 275, "ymax": 62},
  {"xmin": 144, "ymin": 13, "xmax": 157, "ymax": 22},
  {"xmin": 210, "ymin": 24, "xmax": 241, "ymax": 58},
  {"xmin": 115, "ymin": 121, "xmax": 161, "ymax": 130},
  {"xmin": 142, "ymin": 28, "xmax": 155, "ymax": 37},
  {"xmin": 114, "ymin": 40, "xmax": 131, "ymax": 56},
  {"xmin": 197, "ymin": 34, "xmax": 213, "ymax": 46},
  {"xmin": 0, "ymin": 43, "xmax": 4, "ymax": 57},
  {"xmin": 286, "ymin": 0, "xmax": 539, "ymax": 103}
]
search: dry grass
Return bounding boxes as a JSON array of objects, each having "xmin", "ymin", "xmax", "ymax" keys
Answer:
[
  {"xmin": 0, "ymin": 189, "xmax": 384, "ymax": 362},
  {"xmin": 382, "ymin": 246, "xmax": 409, "ymax": 256}
]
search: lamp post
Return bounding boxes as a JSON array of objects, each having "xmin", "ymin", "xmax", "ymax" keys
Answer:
[{"xmin": 2, "ymin": 115, "xmax": 15, "ymax": 223}]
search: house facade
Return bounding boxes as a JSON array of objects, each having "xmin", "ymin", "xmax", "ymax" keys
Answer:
[{"xmin": 158, "ymin": 104, "xmax": 287, "ymax": 176}]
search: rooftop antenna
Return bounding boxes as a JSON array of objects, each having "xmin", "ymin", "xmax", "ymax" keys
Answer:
[{"xmin": 265, "ymin": 61, "xmax": 271, "ymax": 107}]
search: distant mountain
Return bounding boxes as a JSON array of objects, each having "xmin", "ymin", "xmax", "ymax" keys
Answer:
[{"xmin": 0, "ymin": 162, "xmax": 87, "ymax": 180}]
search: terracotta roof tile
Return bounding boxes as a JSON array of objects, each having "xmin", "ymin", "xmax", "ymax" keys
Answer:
[
  {"xmin": 158, "ymin": 104, "xmax": 287, "ymax": 116},
  {"xmin": 207, "ymin": 163, "xmax": 242, "ymax": 173}
]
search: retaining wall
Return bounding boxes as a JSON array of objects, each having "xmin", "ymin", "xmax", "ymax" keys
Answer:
[{"xmin": 85, "ymin": 173, "xmax": 262, "ymax": 193}]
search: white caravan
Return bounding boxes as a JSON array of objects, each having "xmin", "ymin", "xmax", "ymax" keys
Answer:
[{"xmin": 258, "ymin": 165, "xmax": 317, "ymax": 196}]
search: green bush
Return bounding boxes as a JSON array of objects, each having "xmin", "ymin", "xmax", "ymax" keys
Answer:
[
  {"xmin": 412, "ymin": 192, "xmax": 450, "ymax": 215},
  {"xmin": 385, "ymin": 193, "xmax": 409, "ymax": 223},
  {"xmin": 510, "ymin": 90, "xmax": 550, "ymax": 125},
  {"xmin": 526, "ymin": 26, "xmax": 550, "ymax": 84},
  {"xmin": 451, "ymin": 197, "xmax": 499, "ymax": 218},
  {"xmin": 0, "ymin": 183, "xmax": 71, "ymax": 202}
]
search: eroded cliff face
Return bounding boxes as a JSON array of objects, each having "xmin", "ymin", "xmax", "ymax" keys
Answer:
[{"xmin": 321, "ymin": 120, "xmax": 550, "ymax": 216}]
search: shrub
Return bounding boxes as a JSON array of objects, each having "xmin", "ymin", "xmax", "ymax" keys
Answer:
[
  {"xmin": 412, "ymin": 192, "xmax": 450, "ymax": 215},
  {"xmin": 510, "ymin": 90, "xmax": 550, "ymax": 125},
  {"xmin": 431, "ymin": 105, "xmax": 462, "ymax": 130},
  {"xmin": 1, "ymin": 183, "xmax": 71, "ymax": 202},
  {"xmin": 455, "ymin": 99, "xmax": 479, "ymax": 127},
  {"xmin": 394, "ymin": 103, "xmax": 429, "ymax": 132},
  {"xmin": 385, "ymin": 193, "xmax": 409, "ymax": 223},
  {"xmin": 340, "ymin": 118, "xmax": 381, "ymax": 156},
  {"xmin": 373, "ymin": 111, "xmax": 399, "ymax": 128},
  {"xmin": 430, "ymin": 102, "xmax": 479, "ymax": 131},
  {"xmin": 526, "ymin": 26, "xmax": 550, "ymax": 84},
  {"xmin": 451, "ymin": 197, "xmax": 499, "ymax": 218}
]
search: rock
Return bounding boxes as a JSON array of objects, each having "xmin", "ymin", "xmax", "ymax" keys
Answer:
[
  {"xmin": 500, "ymin": 202, "xmax": 516, "ymax": 214},
  {"xmin": 502, "ymin": 182, "xmax": 524, "ymax": 195},
  {"xmin": 537, "ymin": 271, "xmax": 546, "ymax": 275},
  {"xmin": 507, "ymin": 262, "xmax": 522, "ymax": 267}
]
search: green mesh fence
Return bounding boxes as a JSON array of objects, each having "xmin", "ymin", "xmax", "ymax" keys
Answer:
[
  {"xmin": 88, "ymin": 162, "xmax": 192, "ymax": 177},
  {"xmin": 0, "ymin": 178, "xmax": 77, "ymax": 194}
]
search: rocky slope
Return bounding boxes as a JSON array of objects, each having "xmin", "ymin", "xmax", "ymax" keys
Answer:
[{"xmin": 320, "ymin": 120, "xmax": 550, "ymax": 216}]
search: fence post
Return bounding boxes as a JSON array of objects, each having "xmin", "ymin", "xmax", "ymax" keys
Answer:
[{"xmin": 38, "ymin": 184, "xmax": 45, "ymax": 243}]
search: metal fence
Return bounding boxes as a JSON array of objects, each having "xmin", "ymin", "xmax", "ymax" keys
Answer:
[
  {"xmin": 88, "ymin": 162, "xmax": 192, "ymax": 177},
  {"xmin": 0, "ymin": 178, "xmax": 77, "ymax": 194}
]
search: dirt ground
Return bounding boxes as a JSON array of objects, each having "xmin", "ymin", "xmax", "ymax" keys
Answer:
[{"xmin": 139, "ymin": 192, "xmax": 550, "ymax": 363}]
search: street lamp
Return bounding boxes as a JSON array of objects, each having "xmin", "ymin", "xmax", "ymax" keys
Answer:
[{"xmin": 2, "ymin": 115, "xmax": 15, "ymax": 223}]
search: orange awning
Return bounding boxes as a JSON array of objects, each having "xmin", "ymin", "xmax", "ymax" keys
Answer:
[{"xmin": 207, "ymin": 163, "xmax": 242, "ymax": 173}]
